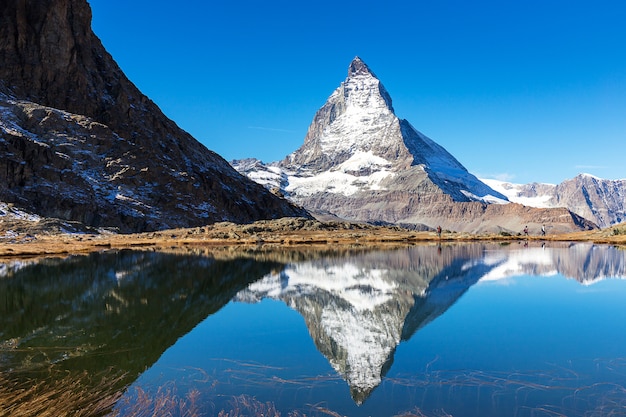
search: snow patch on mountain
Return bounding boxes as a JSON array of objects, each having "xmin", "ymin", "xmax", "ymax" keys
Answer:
[
  {"xmin": 0, "ymin": 202, "xmax": 41, "ymax": 222},
  {"xmin": 317, "ymin": 78, "xmax": 396, "ymax": 157},
  {"xmin": 286, "ymin": 151, "xmax": 394, "ymax": 197},
  {"xmin": 247, "ymin": 165, "xmax": 284, "ymax": 188},
  {"xmin": 481, "ymin": 178, "xmax": 556, "ymax": 207}
]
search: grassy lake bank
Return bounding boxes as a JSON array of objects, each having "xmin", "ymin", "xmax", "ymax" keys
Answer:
[{"xmin": 1, "ymin": 218, "xmax": 625, "ymax": 259}]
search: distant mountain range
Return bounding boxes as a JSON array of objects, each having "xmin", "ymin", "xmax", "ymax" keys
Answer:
[
  {"xmin": 233, "ymin": 57, "xmax": 601, "ymax": 233},
  {"xmin": 0, "ymin": 0, "xmax": 307, "ymax": 233},
  {"xmin": 483, "ymin": 175, "xmax": 626, "ymax": 229}
]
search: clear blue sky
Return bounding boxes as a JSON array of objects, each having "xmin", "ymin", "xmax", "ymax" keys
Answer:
[{"xmin": 89, "ymin": 0, "xmax": 626, "ymax": 184}]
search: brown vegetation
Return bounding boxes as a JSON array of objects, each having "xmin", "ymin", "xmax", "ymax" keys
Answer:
[
  {"xmin": 0, "ymin": 368, "xmax": 125, "ymax": 417},
  {"xmin": 1, "ymin": 217, "xmax": 625, "ymax": 260}
]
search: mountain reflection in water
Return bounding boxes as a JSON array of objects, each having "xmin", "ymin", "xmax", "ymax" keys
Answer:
[
  {"xmin": 235, "ymin": 245, "xmax": 492, "ymax": 403},
  {"xmin": 1, "ymin": 242, "xmax": 625, "ymax": 416},
  {"xmin": 235, "ymin": 242, "xmax": 626, "ymax": 404},
  {"xmin": 0, "ymin": 250, "xmax": 282, "ymax": 410}
]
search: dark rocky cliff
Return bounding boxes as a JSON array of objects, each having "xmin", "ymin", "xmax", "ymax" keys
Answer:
[{"xmin": 0, "ymin": 0, "xmax": 308, "ymax": 232}]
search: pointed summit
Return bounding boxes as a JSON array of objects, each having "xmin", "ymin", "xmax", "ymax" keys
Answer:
[
  {"xmin": 348, "ymin": 56, "xmax": 376, "ymax": 78},
  {"xmin": 282, "ymin": 57, "xmax": 397, "ymax": 171}
]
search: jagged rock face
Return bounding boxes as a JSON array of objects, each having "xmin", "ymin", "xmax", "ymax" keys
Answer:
[
  {"xmin": 485, "ymin": 174, "xmax": 626, "ymax": 228},
  {"xmin": 0, "ymin": 0, "xmax": 308, "ymax": 232},
  {"xmin": 279, "ymin": 57, "xmax": 501, "ymax": 203},
  {"xmin": 283, "ymin": 57, "xmax": 410, "ymax": 172},
  {"xmin": 233, "ymin": 58, "xmax": 596, "ymax": 233},
  {"xmin": 553, "ymin": 175, "xmax": 625, "ymax": 228},
  {"xmin": 0, "ymin": 0, "xmax": 148, "ymax": 139}
]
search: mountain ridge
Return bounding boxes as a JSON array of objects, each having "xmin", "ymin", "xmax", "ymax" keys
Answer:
[
  {"xmin": 484, "ymin": 174, "xmax": 626, "ymax": 228},
  {"xmin": 0, "ymin": 0, "xmax": 308, "ymax": 232},
  {"xmin": 233, "ymin": 57, "xmax": 598, "ymax": 233},
  {"xmin": 279, "ymin": 57, "xmax": 505, "ymax": 204}
]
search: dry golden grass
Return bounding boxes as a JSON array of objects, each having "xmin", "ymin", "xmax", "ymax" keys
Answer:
[
  {"xmin": 1, "ymin": 218, "xmax": 625, "ymax": 260},
  {"xmin": 0, "ymin": 368, "xmax": 125, "ymax": 417}
]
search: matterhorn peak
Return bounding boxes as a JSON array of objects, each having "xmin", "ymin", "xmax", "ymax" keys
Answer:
[
  {"xmin": 281, "ymin": 57, "xmax": 399, "ymax": 172},
  {"xmin": 348, "ymin": 56, "xmax": 375, "ymax": 78},
  {"xmin": 343, "ymin": 56, "xmax": 394, "ymax": 113},
  {"xmin": 233, "ymin": 57, "xmax": 520, "ymax": 231}
]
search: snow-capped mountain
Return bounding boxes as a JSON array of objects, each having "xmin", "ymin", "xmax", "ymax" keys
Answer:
[
  {"xmin": 278, "ymin": 58, "xmax": 505, "ymax": 203},
  {"xmin": 483, "ymin": 174, "xmax": 626, "ymax": 228},
  {"xmin": 0, "ymin": 0, "xmax": 307, "ymax": 232},
  {"xmin": 233, "ymin": 57, "xmax": 596, "ymax": 233}
]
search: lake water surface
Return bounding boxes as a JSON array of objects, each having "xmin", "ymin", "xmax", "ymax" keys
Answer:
[{"xmin": 1, "ymin": 242, "xmax": 626, "ymax": 416}]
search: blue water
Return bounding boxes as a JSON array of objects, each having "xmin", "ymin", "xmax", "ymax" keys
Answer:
[
  {"xmin": 2, "ymin": 243, "xmax": 626, "ymax": 416},
  {"xmin": 113, "ymin": 244, "xmax": 626, "ymax": 417}
]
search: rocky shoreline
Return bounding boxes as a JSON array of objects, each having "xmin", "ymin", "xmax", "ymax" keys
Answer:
[{"xmin": 1, "ymin": 217, "xmax": 624, "ymax": 259}]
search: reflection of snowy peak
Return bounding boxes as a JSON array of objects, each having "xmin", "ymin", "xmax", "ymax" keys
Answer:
[
  {"xmin": 239, "ymin": 261, "xmax": 410, "ymax": 403},
  {"xmin": 234, "ymin": 243, "xmax": 626, "ymax": 404},
  {"xmin": 236, "ymin": 246, "xmax": 492, "ymax": 404}
]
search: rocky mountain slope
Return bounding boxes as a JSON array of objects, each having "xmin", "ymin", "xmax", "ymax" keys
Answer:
[
  {"xmin": 484, "ymin": 174, "xmax": 626, "ymax": 228},
  {"xmin": 0, "ymin": 0, "xmax": 307, "ymax": 232},
  {"xmin": 233, "ymin": 58, "xmax": 596, "ymax": 234}
]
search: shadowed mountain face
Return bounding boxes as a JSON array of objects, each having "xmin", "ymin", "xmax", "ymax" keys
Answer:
[
  {"xmin": 0, "ymin": 251, "xmax": 282, "ymax": 385},
  {"xmin": 0, "ymin": 0, "xmax": 308, "ymax": 232}
]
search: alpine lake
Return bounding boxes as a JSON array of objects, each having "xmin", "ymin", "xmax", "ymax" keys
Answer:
[{"xmin": 1, "ymin": 242, "xmax": 626, "ymax": 417}]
